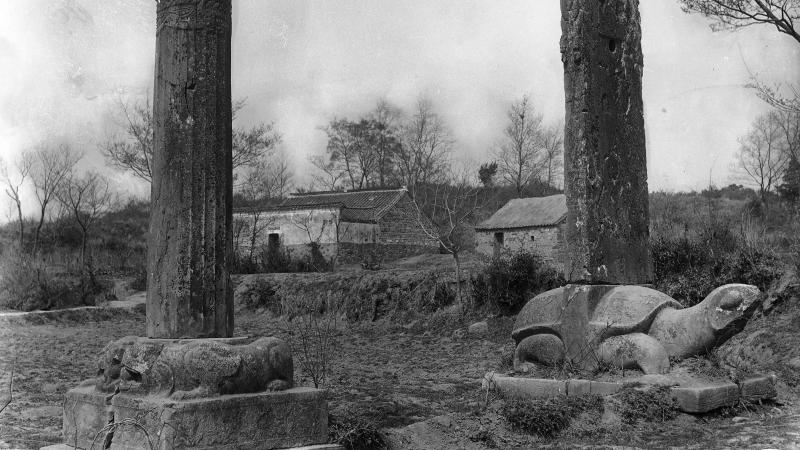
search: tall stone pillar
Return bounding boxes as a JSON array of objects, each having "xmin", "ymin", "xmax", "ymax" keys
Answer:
[
  {"xmin": 560, "ymin": 0, "xmax": 652, "ymax": 284},
  {"xmin": 147, "ymin": 0, "xmax": 234, "ymax": 338}
]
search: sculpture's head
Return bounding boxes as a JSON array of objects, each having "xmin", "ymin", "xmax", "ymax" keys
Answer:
[
  {"xmin": 119, "ymin": 341, "xmax": 166, "ymax": 385},
  {"xmin": 704, "ymin": 284, "xmax": 761, "ymax": 332},
  {"xmin": 95, "ymin": 336, "xmax": 138, "ymax": 391}
]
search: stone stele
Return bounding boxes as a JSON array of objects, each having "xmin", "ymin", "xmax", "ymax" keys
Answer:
[
  {"xmin": 53, "ymin": 1, "xmax": 331, "ymax": 448},
  {"xmin": 561, "ymin": 0, "xmax": 652, "ymax": 284}
]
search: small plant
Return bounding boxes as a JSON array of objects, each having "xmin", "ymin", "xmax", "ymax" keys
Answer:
[
  {"xmin": 127, "ymin": 265, "xmax": 147, "ymax": 291},
  {"xmin": 0, "ymin": 249, "xmax": 111, "ymax": 311},
  {"xmin": 280, "ymin": 292, "xmax": 339, "ymax": 388},
  {"xmin": 474, "ymin": 251, "xmax": 565, "ymax": 314},
  {"xmin": 238, "ymin": 278, "xmax": 283, "ymax": 314},
  {"xmin": 613, "ymin": 386, "xmax": 677, "ymax": 424},
  {"xmin": 329, "ymin": 407, "xmax": 387, "ymax": 450},
  {"xmin": 502, "ymin": 394, "xmax": 603, "ymax": 438}
]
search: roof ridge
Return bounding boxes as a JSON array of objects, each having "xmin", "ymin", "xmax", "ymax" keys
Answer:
[{"xmin": 290, "ymin": 188, "xmax": 407, "ymax": 197}]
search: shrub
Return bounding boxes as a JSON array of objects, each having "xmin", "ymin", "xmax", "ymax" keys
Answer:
[
  {"xmin": 280, "ymin": 292, "xmax": 339, "ymax": 388},
  {"xmin": 473, "ymin": 251, "xmax": 565, "ymax": 314},
  {"xmin": 238, "ymin": 278, "xmax": 283, "ymax": 314},
  {"xmin": 329, "ymin": 408, "xmax": 387, "ymax": 450},
  {"xmin": 613, "ymin": 386, "xmax": 677, "ymax": 424},
  {"xmin": 651, "ymin": 223, "xmax": 782, "ymax": 307},
  {"xmin": 0, "ymin": 250, "xmax": 112, "ymax": 311},
  {"xmin": 128, "ymin": 266, "xmax": 147, "ymax": 292},
  {"xmin": 502, "ymin": 395, "xmax": 603, "ymax": 438}
]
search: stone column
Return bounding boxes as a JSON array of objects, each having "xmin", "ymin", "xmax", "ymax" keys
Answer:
[
  {"xmin": 560, "ymin": 0, "xmax": 652, "ymax": 284},
  {"xmin": 147, "ymin": 0, "xmax": 234, "ymax": 338}
]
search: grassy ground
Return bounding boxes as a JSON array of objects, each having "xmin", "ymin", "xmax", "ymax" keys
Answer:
[{"xmin": 1, "ymin": 289, "xmax": 799, "ymax": 449}]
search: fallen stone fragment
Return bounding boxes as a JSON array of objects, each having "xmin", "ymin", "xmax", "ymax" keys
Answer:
[
  {"xmin": 670, "ymin": 382, "xmax": 739, "ymax": 413},
  {"xmin": 589, "ymin": 381, "xmax": 623, "ymax": 396},
  {"xmin": 468, "ymin": 321, "xmax": 488, "ymax": 336},
  {"xmin": 738, "ymin": 374, "xmax": 777, "ymax": 402},
  {"xmin": 482, "ymin": 373, "xmax": 566, "ymax": 399}
]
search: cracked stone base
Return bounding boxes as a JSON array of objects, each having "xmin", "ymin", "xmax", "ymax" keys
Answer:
[{"xmin": 60, "ymin": 386, "xmax": 328, "ymax": 450}]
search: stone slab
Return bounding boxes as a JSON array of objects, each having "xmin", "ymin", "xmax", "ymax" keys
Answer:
[
  {"xmin": 671, "ymin": 382, "xmax": 739, "ymax": 413},
  {"xmin": 279, "ymin": 446, "xmax": 343, "ymax": 450},
  {"xmin": 60, "ymin": 387, "xmax": 327, "ymax": 450},
  {"xmin": 567, "ymin": 379, "xmax": 591, "ymax": 396},
  {"xmin": 43, "ymin": 443, "xmax": 343, "ymax": 450},
  {"xmin": 484, "ymin": 374, "xmax": 623, "ymax": 399},
  {"xmin": 109, "ymin": 387, "xmax": 328, "ymax": 450},
  {"xmin": 63, "ymin": 385, "xmax": 114, "ymax": 450},
  {"xmin": 483, "ymin": 374, "xmax": 566, "ymax": 399},
  {"xmin": 739, "ymin": 374, "xmax": 777, "ymax": 402},
  {"xmin": 589, "ymin": 381, "xmax": 622, "ymax": 396}
]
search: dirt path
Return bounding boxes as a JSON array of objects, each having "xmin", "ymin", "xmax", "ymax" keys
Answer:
[{"xmin": 1, "ymin": 305, "xmax": 799, "ymax": 449}]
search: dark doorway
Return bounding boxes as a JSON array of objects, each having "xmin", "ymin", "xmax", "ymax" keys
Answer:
[{"xmin": 493, "ymin": 232, "xmax": 504, "ymax": 258}]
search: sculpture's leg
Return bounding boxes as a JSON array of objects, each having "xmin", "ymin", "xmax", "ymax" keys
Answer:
[
  {"xmin": 514, "ymin": 334, "xmax": 566, "ymax": 371},
  {"xmin": 597, "ymin": 333, "xmax": 669, "ymax": 375}
]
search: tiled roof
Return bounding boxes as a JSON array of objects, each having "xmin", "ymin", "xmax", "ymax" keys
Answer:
[
  {"xmin": 475, "ymin": 194, "xmax": 567, "ymax": 230},
  {"xmin": 234, "ymin": 189, "xmax": 408, "ymax": 223}
]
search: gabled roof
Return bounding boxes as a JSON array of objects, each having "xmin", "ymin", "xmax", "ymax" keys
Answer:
[
  {"xmin": 476, "ymin": 194, "xmax": 567, "ymax": 230},
  {"xmin": 235, "ymin": 188, "xmax": 408, "ymax": 223}
]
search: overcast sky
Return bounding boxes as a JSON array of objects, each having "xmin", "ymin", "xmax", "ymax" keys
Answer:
[{"xmin": 0, "ymin": 0, "xmax": 798, "ymax": 215}]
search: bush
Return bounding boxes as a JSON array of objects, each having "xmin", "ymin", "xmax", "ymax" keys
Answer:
[
  {"xmin": 329, "ymin": 408, "xmax": 387, "ymax": 450},
  {"xmin": 473, "ymin": 251, "xmax": 565, "ymax": 314},
  {"xmin": 128, "ymin": 266, "xmax": 147, "ymax": 292},
  {"xmin": 0, "ymin": 250, "xmax": 113, "ymax": 311},
  {"xmin": 238, "ymin": 278, "xmax": 283, "ymax": 314},
  {"xmin": 502, "ymin": 395, "xmax": 603, "ymax": 438},
  {"xmin": 651, "ymin": 222, "xmax": 783, "ymax": 307},
  {"xmin": 280, "ymin": 292, "xmax": 339, "ymax": 388},
  {"xmin": 613, "ymin": 386, "xmax": 677, "ymax": 424}
]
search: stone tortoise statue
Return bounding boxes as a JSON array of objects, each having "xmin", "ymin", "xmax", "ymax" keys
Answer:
[
  {"xmin": 512, "ymin": 284, "xmax": 760, "ymax": 374},
  {"xmin": 92, "ymin": 336, "xmax": 293, "ymax": 399}
]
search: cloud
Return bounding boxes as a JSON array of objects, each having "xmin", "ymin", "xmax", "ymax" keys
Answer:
[{"xmin": 1, "ymin": 0, "xmax": 798, "ymax": 218}]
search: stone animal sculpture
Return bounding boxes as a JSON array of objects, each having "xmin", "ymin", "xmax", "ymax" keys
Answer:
[
  {"xmin": 512, "ymin": 284, "xmax": 760, "ymax": 374},
  {"xmin": 94, "ymin": 336, "xmax": 293, "ymax": 399}
]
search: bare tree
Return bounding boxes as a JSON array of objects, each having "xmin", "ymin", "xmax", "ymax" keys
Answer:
[
  {"xmin": 291, "ymin": 210, "xmax": 335, "ymax": 271},
  {"xmin": 102, "ymin": 96, "xmax": 154, "ymax": 182},
  {"xmin": 102, "ymin": 96, "xmax": 280, "ymax": 183},
  {"xmin": 320, "ymin": 118, "xmax": 366, "ymax": 190},
  {"xmin": 57, "ymin": 170, "xmax": 115, "ymax": 264},
  {"xmin": 0, "ymin": 152, "xmax": 33, "ymax": 248},
  {"xmin": 409, "ymin": 162, "xmax": 482, "ymax": 305},
  {"xmin": 398, "ymin": 97, "xmax": 453, "ymax": 196},
  {"xmin": 29, "ymin": 144, "xmax": 82, "ymax": 254},
  {"xmin": 232, "ymin": 122, "xmax": 282, "ymax": 171},
  {"xmin": 309, "ymin": 154, "xmax": 345, "ymax": 191},
  {"xmin": 679, "ymin": 0, "xmax": 799, "ymax": 43},
  {"xmin": 369, "ymin": 99, "xmax": 404, "ymax": 187},
  {"xmin": 495, "ymin": 95, "xmax": 545, "ymax": 197},
  {"xmin": 680, "ymin": 1, "xmax": 800, "ymax": 113},
  {"xmin": 736, "ymin": 111, "xmax": 790, "ymax": 205},
  {"xmin": 541, "ymin": 121, "xmax": 564, "ymax": 188},
  {"xmin": 236, "ymin": 152, "xmax": 292, "ymax": 263}
]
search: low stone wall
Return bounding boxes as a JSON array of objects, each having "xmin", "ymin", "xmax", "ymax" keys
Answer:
[{"xmin": 337, "ymin": 242, "xmax": 440, "ymax": 265}]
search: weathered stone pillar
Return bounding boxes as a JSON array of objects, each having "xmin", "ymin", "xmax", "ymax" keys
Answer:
[
  {"xmin": 147, "ymin": 0, "xmax": 234, "ymax": 338},
  {"xmin": 560, "ymin": 0, "xmax": 652, "ymax": 284}
]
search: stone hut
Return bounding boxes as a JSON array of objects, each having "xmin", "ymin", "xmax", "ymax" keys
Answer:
[
  {"xmin": 475, "ymin": 194, "xmax": 567, "ymax": 272},
  {"xmin": 233, "ymin": 188, "xmax": 440, "ymax": 266}
]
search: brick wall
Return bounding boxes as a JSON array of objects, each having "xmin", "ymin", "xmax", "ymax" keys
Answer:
[
  {"xmin": 377, "ymin": 196, "xmax": 440, "ymax": 249},
  {"xmin": 475, "ymin": 224, "xmax": 566, "ymax": 274}
]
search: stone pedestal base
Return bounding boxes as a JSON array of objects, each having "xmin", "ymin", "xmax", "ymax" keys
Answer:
[{"xmin": 61, "ymin": 386, "xmax": 328, "ymax": 450}]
